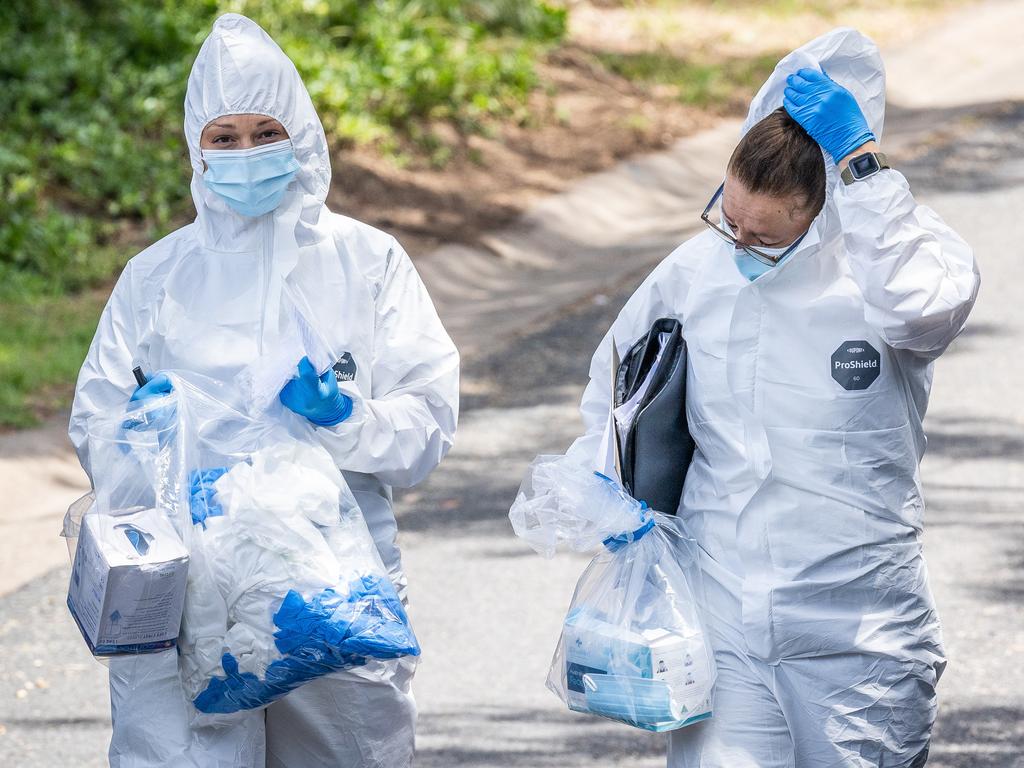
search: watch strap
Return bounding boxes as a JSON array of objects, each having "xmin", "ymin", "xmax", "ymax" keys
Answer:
[{"xmin": 841, "ymin": 151, "xmax": 890, "ymax": 185}]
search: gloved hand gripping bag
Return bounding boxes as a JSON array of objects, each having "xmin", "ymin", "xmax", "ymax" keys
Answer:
[
  {"xmin": 63, "ymin": 388, "xmax": 191, "ymax": 660},
  {"xmin": 509, "ymin": 455, "xmax": 717, "ymax": 732},
  {"xmin": 67, "ymin": 372, "xmax": 419, "ymax": 723}
]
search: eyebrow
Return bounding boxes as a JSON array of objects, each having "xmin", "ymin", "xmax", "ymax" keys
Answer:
[
  {"xmin": 721, "ymin": 202, "xmax": 777, "ymax": 243},
  {"xmin": 208, "ymin": 119, "xmax": 280, "ymax": 130}
]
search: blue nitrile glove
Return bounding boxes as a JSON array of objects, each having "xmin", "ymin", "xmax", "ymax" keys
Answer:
[
  {"xmin": 189, "ymin": 467, "xmax": 228, "ymax": 529},
  {"xmin": 783, "ymin": 68, "xmax": 875, "ymax": 162},
  {"xmin": 122, "ymin": 372, "xmax": 176, "ymax": 433},
  {"xmin": 130, "ymin": 372, "xmax": 173, "ymax": 402},
  {"xmin": 279, "ymin": 356, "xmax": 353, "ymax": 427}
]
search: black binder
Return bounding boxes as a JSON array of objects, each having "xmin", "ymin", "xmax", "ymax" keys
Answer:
[{"xmin": 613, "ymin": 318, "xmax": 694, "ymax": 515}]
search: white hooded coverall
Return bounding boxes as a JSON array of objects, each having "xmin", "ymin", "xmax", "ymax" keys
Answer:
[
  {"xmin": 68, "ymin": 13, "xmax": 459, "ymax": 768},
  {"xmin": 569, "ymin": 29, "xmax": 979, "ymax": 768}
]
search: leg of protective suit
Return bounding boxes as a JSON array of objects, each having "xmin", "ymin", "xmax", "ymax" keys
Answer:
[
  {"xmin": 108, "ymin": 649, "xmax": 267, "ymax": 768},
  {"xmin": 774, "ymin": 653, "xmax": 938, "ymax": 768},
  {"xmin": 264, "ymin": 656, "xmax": 417, "ymax": 768},
  {"xmin": 667, "ymin": 573, "xmax": 794, "ymax": 768},
  {"xmin": 667, "ymin": 646, "xmax": 794, "ymax": 768}
]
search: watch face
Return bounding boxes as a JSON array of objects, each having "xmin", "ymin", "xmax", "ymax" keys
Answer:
[{"xmin": 850, "ymin": 153, "xmax": 880, "ymax": 178}]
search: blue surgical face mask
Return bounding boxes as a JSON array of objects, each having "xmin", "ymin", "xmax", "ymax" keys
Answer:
[
  {"xmin": 583, "ymin": 674, "xmax": 678, "ymax": 726},
  {"xmin": 201, "ymin": 139, "xmax": 300, "ymax": 217},
  {"xmin": 733, "ymin": 244, "xmax": 791, "ymax": 281},
  {"xmin": 720, "ymin": 216, "xmax": 800, "ymax": 281}
]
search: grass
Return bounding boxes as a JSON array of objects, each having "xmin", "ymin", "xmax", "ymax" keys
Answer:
[
  {"xmin": 595, "ymin": 49, "xmax": 785, "ymax": 111},
  {"xmin": 0, "ymin": 283, "xmax": 108, "ymax": 429}
]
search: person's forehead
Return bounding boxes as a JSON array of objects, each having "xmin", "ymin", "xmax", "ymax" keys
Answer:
[
  {"xmin": 204, "ymin": 114, "xmax": 283, "ymax": 130},
  {"xmin": 722, "ymin": 177, "xmax": 798, "ymax": 231}
]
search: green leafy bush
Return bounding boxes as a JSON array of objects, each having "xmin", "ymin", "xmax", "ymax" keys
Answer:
[
  {"xmin": 0, "ymin": 0, "xmax": 566, "ymax": 294},
  {"xmin": 0, "ymin": 0, "xmax": 563, "ymax": 427}
]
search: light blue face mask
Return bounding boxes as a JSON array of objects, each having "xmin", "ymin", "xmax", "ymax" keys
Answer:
[
  {"xmin": 720, "ymin": 216, "xmax": 802, "ymax": 281},
  {"xmin": 201, "ymin": 139, "xmax": 300, "ymax": 217},
  {"xmin": 733, "ymin": 244, "xmax": 791, "ymax": 281},
  {"xmin": 583, "ymin": 674, "xmax": 678, "ymax": 727}
]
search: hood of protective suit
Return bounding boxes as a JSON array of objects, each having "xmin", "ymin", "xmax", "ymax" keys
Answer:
[
  {"xmin": 737, "ymin": 28, "xmax": 886, "ymax": 263},
  {"xmin": 140, "ymin": 13, "xmax": 343, "ymax": 408},
  {"xmin": 184, "ymin": 13, "xmax": 331, "ymax": 249}
]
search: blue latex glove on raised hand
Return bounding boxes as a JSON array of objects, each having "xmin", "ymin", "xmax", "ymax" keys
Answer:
[
  {"xmin": 279, "ymin": 356, "xmax": 353, "ymax": 427},
  {"xmin": 783, "ymin": 68, "xmax": 875, "ymax": 163},
  {"xmin": 122, "ymin": 372, "xmax": 176, "ymax": 433}
]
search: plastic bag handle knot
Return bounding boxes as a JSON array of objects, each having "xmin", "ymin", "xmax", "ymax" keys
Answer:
[{"xmin": 602, "ymin": 513, "xmax": 655, "ymax": 553}]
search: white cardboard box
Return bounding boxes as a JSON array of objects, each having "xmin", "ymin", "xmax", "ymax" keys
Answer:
[
  {"xmin": 563, "ymin": 611, "xmax": 713, "ymax": 727},
  {"xmin": 67, "ymin": 507, "xmax": 189, "ymax": 655}
]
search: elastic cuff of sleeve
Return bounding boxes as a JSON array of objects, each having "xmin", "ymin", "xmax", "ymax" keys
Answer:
[{"xmin": 833, "ymin": 130, "xmax": 877, "ymax": 163}]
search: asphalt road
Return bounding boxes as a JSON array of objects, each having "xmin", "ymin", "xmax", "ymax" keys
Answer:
[{"xmin": 3, "ymin": 42, "xmax": 1024, "ymax": 768}]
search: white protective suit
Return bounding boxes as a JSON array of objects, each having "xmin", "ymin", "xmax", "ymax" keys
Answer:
[
  {"xmin": 568, "ymin": 29, "xmax": 979, "ymax": 768},
  {"xmin": 68, "ymin": 13, "xmax": 458, "ymax": 768}
]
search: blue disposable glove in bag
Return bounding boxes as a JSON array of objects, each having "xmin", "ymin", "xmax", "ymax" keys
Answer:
[
  {"xmin": 72, "ymin": 370, "xmax": 421, "ymax": 724},
  {"xmin": 168, "ymin": 375, "xmax": 418, "ymax": 723}
]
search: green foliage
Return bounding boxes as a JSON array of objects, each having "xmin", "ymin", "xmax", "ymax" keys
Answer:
[
  {"xmin": 0, "ymin": 0, "xmax": 564, "ymax": 427},
  {"xmin": 0, "ymin": 275, "xmax": 109, "ymax": 429},
  {"xmin": 0, "ymin": 0, "xmax": 566, "ymax": 295},
  {"xmin": 596, "ymin": 50, "xmax": 784, "ymax": 110}
]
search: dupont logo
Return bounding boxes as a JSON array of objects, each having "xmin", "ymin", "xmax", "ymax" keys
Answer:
[{"xmin": 831, "ymin": 340, "xmax": 880, "ymax": 391}]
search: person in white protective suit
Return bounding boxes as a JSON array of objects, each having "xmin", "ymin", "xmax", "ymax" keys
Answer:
[
  {"xmin": 68, "ymin": 13, "xmax": 458, "ymax": 768},
  {"xmin": 566, "ymin": 29, "xmax": 979, "ymax": 768}
]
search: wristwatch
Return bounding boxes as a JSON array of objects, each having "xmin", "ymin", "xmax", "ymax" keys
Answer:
[{"xmin": 841, "ymin": 151, "xmax": 890, "ymax": 185}]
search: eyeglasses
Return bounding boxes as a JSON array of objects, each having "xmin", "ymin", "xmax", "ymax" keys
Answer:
[{"xmin": 700, "ymin": 182, "xmax": 807, "ymax": 266}]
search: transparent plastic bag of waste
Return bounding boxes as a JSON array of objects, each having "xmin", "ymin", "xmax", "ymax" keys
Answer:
[
  {"xmin": 509, "ymin": 454, "xmax": 716, "ymax": 732},
  {"xmin": 64, "ymin": 371, "xmax": 419, "ymax": 722}
]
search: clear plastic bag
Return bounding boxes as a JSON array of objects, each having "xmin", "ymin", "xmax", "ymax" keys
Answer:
[
  {"xmin": 510, "ymin": 455, "xmax": 716, "ymax": 732},
  {"xmin": 65, "ymin": 388, "xmax": 191, "ymax": 658},
  {"xmin": 65, "ymin": 372, "xmax": 419, "ymax": 720}
]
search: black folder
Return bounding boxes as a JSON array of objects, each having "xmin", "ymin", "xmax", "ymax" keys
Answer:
[{"xmin": 613, "ymin": 318, "xmax": 694, "ymax": 515}]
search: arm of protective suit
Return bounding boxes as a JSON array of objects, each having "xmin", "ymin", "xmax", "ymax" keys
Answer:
[
  {"xmin": 566, "ymin": 254, "xmax": 685, "ymax": 467},
  {"xmin": 837, "ymin": 169, "xmax": 980, "ymax": 358},
  {"xmin": 315, "ymin": 243, "xmax": 459, "ymax": 488},
  {"xmin": 68, "ymin": 263, "xmax": 140, "ymax": 482}
]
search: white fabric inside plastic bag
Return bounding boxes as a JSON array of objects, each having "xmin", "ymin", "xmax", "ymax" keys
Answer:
[{"xmin": 69, "ymin": 371, "xmax": 420, "ymax": 723}]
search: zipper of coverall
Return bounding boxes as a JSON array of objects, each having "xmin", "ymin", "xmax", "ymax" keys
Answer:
[{"xmin": 258, "ymin": 215, "xmax": 272, "ymax": 355}]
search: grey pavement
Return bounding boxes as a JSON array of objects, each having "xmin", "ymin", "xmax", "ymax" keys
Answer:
[{"xmin": 3, "ymin": 3, "xmax": 1024, "ymax": 765}]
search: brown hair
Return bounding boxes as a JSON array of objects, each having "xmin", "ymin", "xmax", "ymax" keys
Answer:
[{"xmin": 727, "ymin": 107, "xmax": 825, "ymax": 218}]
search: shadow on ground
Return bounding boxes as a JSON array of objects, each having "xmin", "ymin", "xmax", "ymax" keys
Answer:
[
  {"xmin": 416, "ymin": 706, "xmax": 663, "ymax": 768},
  {"xmin": 888, "ymin": 100, "xmax": 1024, "ymax": 194},
  {"xmin": 930, "ymin": 703, "xmax": 1024, "ymax": 768}
]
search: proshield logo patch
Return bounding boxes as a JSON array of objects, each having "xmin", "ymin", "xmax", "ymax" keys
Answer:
[
  {"xmin": 332, "ymin": 352, "xmax": 358, "ymax": 382},
  {"xmin": 831, "ymin": 340, "xmax": 880, "ymax": 391}
]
